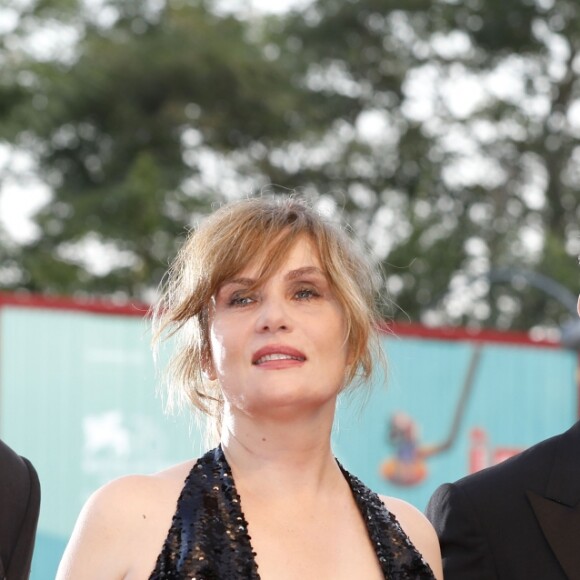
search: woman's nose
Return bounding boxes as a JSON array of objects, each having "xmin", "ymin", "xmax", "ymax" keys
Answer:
[{"xmin": 256, "ymin": 298, "xmax": 291, "ymax": 332}]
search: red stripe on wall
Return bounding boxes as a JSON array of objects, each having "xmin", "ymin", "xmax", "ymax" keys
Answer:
[
  {"xmin": 380, "ymin": 322, "xmax": 561, "ymax": 349},
  {"xmin": 0, "ymin": 291, "xmax": 563, "ymax": 348},
  {"xmin": 0, "ymin": 291, "xmax": 150, "ymax": 317}
]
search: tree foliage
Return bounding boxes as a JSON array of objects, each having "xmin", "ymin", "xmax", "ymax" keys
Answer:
[
  {"xmin": 1, "ymin": 0, "xmax": 331, "ymax": 297},
  {"xmin": 267, "ymin": 0, "xmax": 580, "ymax": 331},
  {"xmin": 1, "ymin": 0, "xmax": 579, "ymax": 332}
]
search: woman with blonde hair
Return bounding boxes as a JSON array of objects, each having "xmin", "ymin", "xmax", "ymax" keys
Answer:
[{"xmin": 57, "ymin": 196, "xmax": 442, "ymax": 579}]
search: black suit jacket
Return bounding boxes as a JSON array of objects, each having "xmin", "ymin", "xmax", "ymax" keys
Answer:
[
  {"xmin": 425, "ymin": 421, "xmax": 580, "ymax": 580},
  {"xmin": 0, "ymin": 440, "xmax": 41, "ymax": 580}
]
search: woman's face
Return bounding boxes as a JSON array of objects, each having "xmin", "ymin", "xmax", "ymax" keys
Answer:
[{"xmin": 207, "ymin": 236, "xmax": 351, "ymax": 420}]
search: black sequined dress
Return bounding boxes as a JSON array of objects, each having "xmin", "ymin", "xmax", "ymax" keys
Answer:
[{"xmin": 149, "ymin": 446, "xmax": 436, "ymax": 579}]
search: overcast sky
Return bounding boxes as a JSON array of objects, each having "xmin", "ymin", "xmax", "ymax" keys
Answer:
[{"xmin": 0, "ymin": 0, "xmax": 312, "ymax": 243}]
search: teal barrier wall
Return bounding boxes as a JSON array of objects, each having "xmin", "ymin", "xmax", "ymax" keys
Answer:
[
  {"xmin": 0, "ymin": 306, "xmax": 203, "ymax": 579},
  {"xmin": 333, "ymin": 337, "xmax": 577, "ymax": 511},
  {"xmin": 0, "ymin": 304, "xmax": 576, "ymax": 577}
]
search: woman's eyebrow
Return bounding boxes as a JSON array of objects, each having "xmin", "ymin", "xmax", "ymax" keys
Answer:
[
  {"xmin": 219, "ymin": 267, "xmax": 325, "ymax": 291},
  {"xmin": 220, "ymin": 277, "xmax": 254, "ymax": 288},
  {"xmin": 285, "ymin": 267, "xmax": 325, "ymax": 280}
]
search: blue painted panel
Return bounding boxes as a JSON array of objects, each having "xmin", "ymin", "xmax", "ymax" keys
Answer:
[
  {"xmin": 333, "ymin": 336, "xmax": 577, "ymax": 511},
  {"xmin": 0, "ymin": 307, "xmax": 203, "ymax": 579},
  {"xmin": 1, "ymin": 305, "xmax": 576, "ymax": 573},
  {"xmin": 30, "ymin": 532, "xmax": 67, "ymax": 580}
]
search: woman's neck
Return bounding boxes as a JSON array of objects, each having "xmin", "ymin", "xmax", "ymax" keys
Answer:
[{"xmin": 219, "ymin": 405, "xmax": 342, "ymax": 498}]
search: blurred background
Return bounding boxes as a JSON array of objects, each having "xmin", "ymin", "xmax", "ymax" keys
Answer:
[{"xmin": 0, "ymin": 0, "xmax": 579, "ymax": 577}]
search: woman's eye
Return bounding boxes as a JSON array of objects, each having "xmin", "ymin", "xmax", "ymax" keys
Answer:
[
  {"xmin": 228, "ymin": 293, "xmax": 255, "ymax": 307},
  {"xmin": 295, "ymin": 287, "xmax": 319, "ymax": 300}
]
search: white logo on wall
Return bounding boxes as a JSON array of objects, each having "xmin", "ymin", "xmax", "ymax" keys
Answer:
[{"xmin": 82, "ymin": 410, "xmax": 170, "ymax": 490}]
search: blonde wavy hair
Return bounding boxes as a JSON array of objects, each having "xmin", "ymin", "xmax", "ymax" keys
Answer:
[{"xmin": 152, "ymin": 196, "xmax": 384, "ymax": 432}]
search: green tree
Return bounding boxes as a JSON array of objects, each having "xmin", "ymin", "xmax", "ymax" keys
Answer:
[
  {"xmin": 0, "ymin": 0, "xmax": 334, "ymax": 298},
  {"xmin": 262, "ymin": 0, "xmax": 580, "ymax": 331},
  {"xmin": 1, "ymin": 0, "xmax": 579, "ymax": 333}
]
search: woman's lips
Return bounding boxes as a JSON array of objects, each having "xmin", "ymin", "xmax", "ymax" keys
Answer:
[{"xmin": 252, "ymin": 345, "xmax": 306, "ymax": 366}]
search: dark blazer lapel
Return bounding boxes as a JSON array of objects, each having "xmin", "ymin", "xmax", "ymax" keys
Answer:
[
  {"xmin": 527, "ymin": 491, "xmax": 580, "ymax": 580},
  {"xmin": 527, "ymin": 422, "xmax": 580, "ymax": 580}
]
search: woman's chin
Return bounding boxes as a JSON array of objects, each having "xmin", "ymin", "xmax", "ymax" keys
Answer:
[{"xmin": 229, "ymin": 390, "xmax": 338, "ymax": 422}]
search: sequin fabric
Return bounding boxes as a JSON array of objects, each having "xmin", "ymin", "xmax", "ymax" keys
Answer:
[
  {"xmin": 337, "ymin": 464, "xmax": 436, "ymax": 579},
  {"xmin": 149, "ymin": 446, "xmax": 436, "ymax": 579}
]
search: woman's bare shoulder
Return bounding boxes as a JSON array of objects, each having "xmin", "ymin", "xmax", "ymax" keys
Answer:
[
  {"xmin": 85, "ymin": 458, "xmax": 196, "ymax": 534},
  {"xmin": 379, "ymin": 495, "xmax": 443, "ymax": 580},
  {"xmin": 83, "ymin": 459, "xmax": 195, "ymax": 519},
  {"xmin": 56, "ymin": 459, "xmax": 196, "ymax": 580}
]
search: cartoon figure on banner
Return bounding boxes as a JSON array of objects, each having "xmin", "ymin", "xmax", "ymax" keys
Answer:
[
  {"xmin": 381, "ymin": 412, "xmax": 433, "ymax": 485},
  {"xmin": 380, "ymin": 345, "xmax": 484, "ymax": 487}
]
